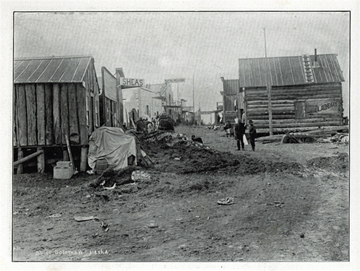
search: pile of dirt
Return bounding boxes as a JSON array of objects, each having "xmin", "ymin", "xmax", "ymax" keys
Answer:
[
  {"xmin": 138, "ymin": 131, "xmax": 310, "ymax": 176},
  {"xmin": 307, "ymin": 152, "xmax": 349, "ymax": 172},
  {"xmin": 142, "ymin": 139, "xmax": 266, "ymax": 175}
]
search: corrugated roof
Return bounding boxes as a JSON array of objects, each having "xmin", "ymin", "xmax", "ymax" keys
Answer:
[
  {"xmin": 14, "ymin": 56, "xmax": 93, "ymax": 84},
  {"xmin": 222, "ymin": 79, "xmax": 239, "ymax": 95},
  {"xmin": 238, "ymin": 54, "xmax": 344, "ymax": 88}
]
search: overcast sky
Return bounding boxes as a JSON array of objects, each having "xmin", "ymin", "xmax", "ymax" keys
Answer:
[{"xmin": 14, "ymin": 12, "xmax": 350, "ymax": 114}]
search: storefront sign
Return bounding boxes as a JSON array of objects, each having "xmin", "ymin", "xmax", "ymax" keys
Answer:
[
  {"xmin": 306, "ymin": 99, "xmax": 341, "ymax": 114},
  {"xmin": 120, "ymin": 78, "xmax": 144, "ymax": 87},
  {"xmin": 317, "ymin": 101, "xmax": 338, "ymax": 112},
  {"xmin": 165, "ymin": 78, "xmax": 185, "ymax": 84}
]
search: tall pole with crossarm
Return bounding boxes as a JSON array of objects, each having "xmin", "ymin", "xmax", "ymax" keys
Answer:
[{"xmin": 264, "ymin": 28, "xmax": 273, "ymax": 136}]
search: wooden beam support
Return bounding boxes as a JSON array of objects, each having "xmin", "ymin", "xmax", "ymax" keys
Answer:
[
  {"xmin": 80, "ymin": 147, "xmax": 88, "ymax": 172},
  {"xmin": 16, "ymin": 148, "xmax": 23, "ymax": 174},
  {"xmin": 68, "ymin": 83, "xmax": 80, "ymax": 144},
  {"xmin": 14, "ymin": 149, "xmax": 44, "ymax": 167},
  {"xmin": 37, "ymin": 147, "xmax": 45, "ymax": 173}
]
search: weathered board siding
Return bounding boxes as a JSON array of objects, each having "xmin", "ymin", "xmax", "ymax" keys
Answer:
[
  {"xmin": 13, "ymin": 83, "xmax": 99, "ymax": 147},
  {"xmin": 245, "ymin": 83, "xmax": 343, "ymax": 130},
  {"xmin": 14, "ymin": 58, "xmax": 100, "ymax": 148},
  {"xmin": 100, "ymin": 66, "xmax": 121, "ymax": 128}
]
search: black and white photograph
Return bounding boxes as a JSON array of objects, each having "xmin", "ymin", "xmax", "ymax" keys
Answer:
[{"xmin": 2, "ymin": 1, "xmax": 359, "ymax": 269}]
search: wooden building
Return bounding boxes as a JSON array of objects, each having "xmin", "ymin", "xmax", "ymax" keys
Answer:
[
  {"xmin": 122, "ymin": 86, "xmax": 160, "ymax": 127},
  {"xmin": 14, "ymin": 56, "xmax": 100, "ymax": 173},
  {"xmin": 239, "ymin": 52, "xmax": 345, "ymax": 133},
  {"xmin": 98, "ymin": 67, "xmax": 123, "ymax": 127},
  {"xmin": 220, "ymin": 78, "xmax": 245, "ymax": 123}
]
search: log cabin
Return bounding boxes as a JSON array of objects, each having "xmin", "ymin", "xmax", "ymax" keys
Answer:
[
  {"xmin": 239, "ymin": 50, "xmax": 345, "ymax": 133},
  {"xmin": 14, "ymin": 55, "xmax": 101, "ymax": 173}
]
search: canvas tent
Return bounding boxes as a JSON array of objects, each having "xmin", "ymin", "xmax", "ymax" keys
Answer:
[{"xmin": 88, "ymin": 126, "xmax": 138, "ymax": 171}]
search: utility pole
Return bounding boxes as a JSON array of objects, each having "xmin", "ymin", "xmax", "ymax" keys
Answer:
[
  {"xmin": 193, "ymin": 73, "xmax": 195, "ymax": 123},
  {"xmin": 264, "ymin": 28, "xmax": 273, "ymax": 136}
]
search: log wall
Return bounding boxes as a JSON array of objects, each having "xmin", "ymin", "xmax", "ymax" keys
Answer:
[{"xmin": 245, "ymin": 83, "xmax": 343, "ymax": 130}]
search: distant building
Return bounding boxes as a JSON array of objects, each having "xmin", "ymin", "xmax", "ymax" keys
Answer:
[
  {"xmin": 122, "ymin": 86, "xmax": 161, "ymax": 126},
  {"xmin": 220, "ymin": 78, "xmax": 244, "ymax": 124},
  {"xmin": 148, "ymin": 83, "xmax": 182, "ymax": 121},
  {"xmin": 239, "ymin": 50, "xmax": 345, "ymax": 133}
]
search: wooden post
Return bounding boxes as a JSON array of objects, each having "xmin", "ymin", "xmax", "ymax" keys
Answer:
[
  {"xmin": 53, "ymin": 84, "xmax": 61, "ymax": 145},
  {"xmin": 36, "ymin": 84, "xmax": 45, "ymax": 145},
  {"xmin": 68, "ymin": 83, "xmax": 80, "ymax": 144},
  {"xmin": 80, "ymin": 147, "xmax": 88, "ymax": 172},
  {"xmin": 17, "ymin": 148, "xmax": 23, "ymax": 174},
  {"xmin": 77, "ymin": 84, "xmax": 88, "ymax": 145},
  {"xmin": 37, "ymin": 147, "xmax": 45, "ymax": 173},
  {"xmin": 65, "ymin": 134, "xmax": 75, "ymax": 170},
  {"xmin": 264, "ymin": 28, "xmax": 273, "ymax": 136}
]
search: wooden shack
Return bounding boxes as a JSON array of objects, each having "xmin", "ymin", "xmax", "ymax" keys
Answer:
[
  {"xmin": 220, "ymin": 78, "xmax": 244, "ymax": 123},
  {"xmin": 14, "ymin": 56, "xmax": 100, "ymax": 173},
  {"xmin": 239, "ymin": 52, "xmax": 345, "ymax": 133},
  {"xmin": 98, "ymin": 67, "xmax": 123, "ymax": 127}
]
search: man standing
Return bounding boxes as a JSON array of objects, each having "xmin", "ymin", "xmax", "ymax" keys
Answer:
[{"xmin": 235, "ymin": 119, "xmax": 246, "ymax": 150}]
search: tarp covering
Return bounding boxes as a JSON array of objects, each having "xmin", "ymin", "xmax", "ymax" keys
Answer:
[{"xmin": 88, "ymin": 127, "xmax": 137, "ymax": 171}]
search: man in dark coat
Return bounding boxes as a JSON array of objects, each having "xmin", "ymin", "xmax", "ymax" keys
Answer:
[{"xmin": 235, "ymin": 119, "xmax": 246, "ymax": 150}]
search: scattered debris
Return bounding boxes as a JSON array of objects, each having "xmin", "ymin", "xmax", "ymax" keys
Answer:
[
  {"xmin": 281, "ymin": 133, "xmax": 316, "ymax": 144},
  {"xmin": 147, "ymin": 223, "xmax": 159, "ymax": 228},
  {"xmin": 103, "ymin": 183, "xmax": 116, "ymax": 190},
  {"xmin": 274, "ymin": 201, "xmax": 284, "ymax": 208},
  {"xmin": 48, "ymin": 213, "xmax": 62, "ymax": 218},
  {"xmin": 131, "ymin": 170, "xmax": 151, "ymax": 182},
  {"xmin": 100, "ymin": 221, "xmax": 109, "ymax": 232},
  {"xmin": 322, "ymin": 133, "xmax": 349, "ymax": 144},
  {"xmin": 74, "ymin": 216, "xmax": 98, "ymax": 222},
  {"xmin": 86, "ymin": 169, "xmax": 95, "ymax": 175},
  {"xmin": 217, "ymin": 197, "xmax": 234, "ymax": 205},
  {"xmin": 74, "ymin": 216, "xmax": 109, "ymax": 231}
]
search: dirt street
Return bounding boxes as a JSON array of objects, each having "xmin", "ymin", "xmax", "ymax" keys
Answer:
[{"xmin": 12, "ymin": 125, "xmax": 349, "ymax": 261}]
